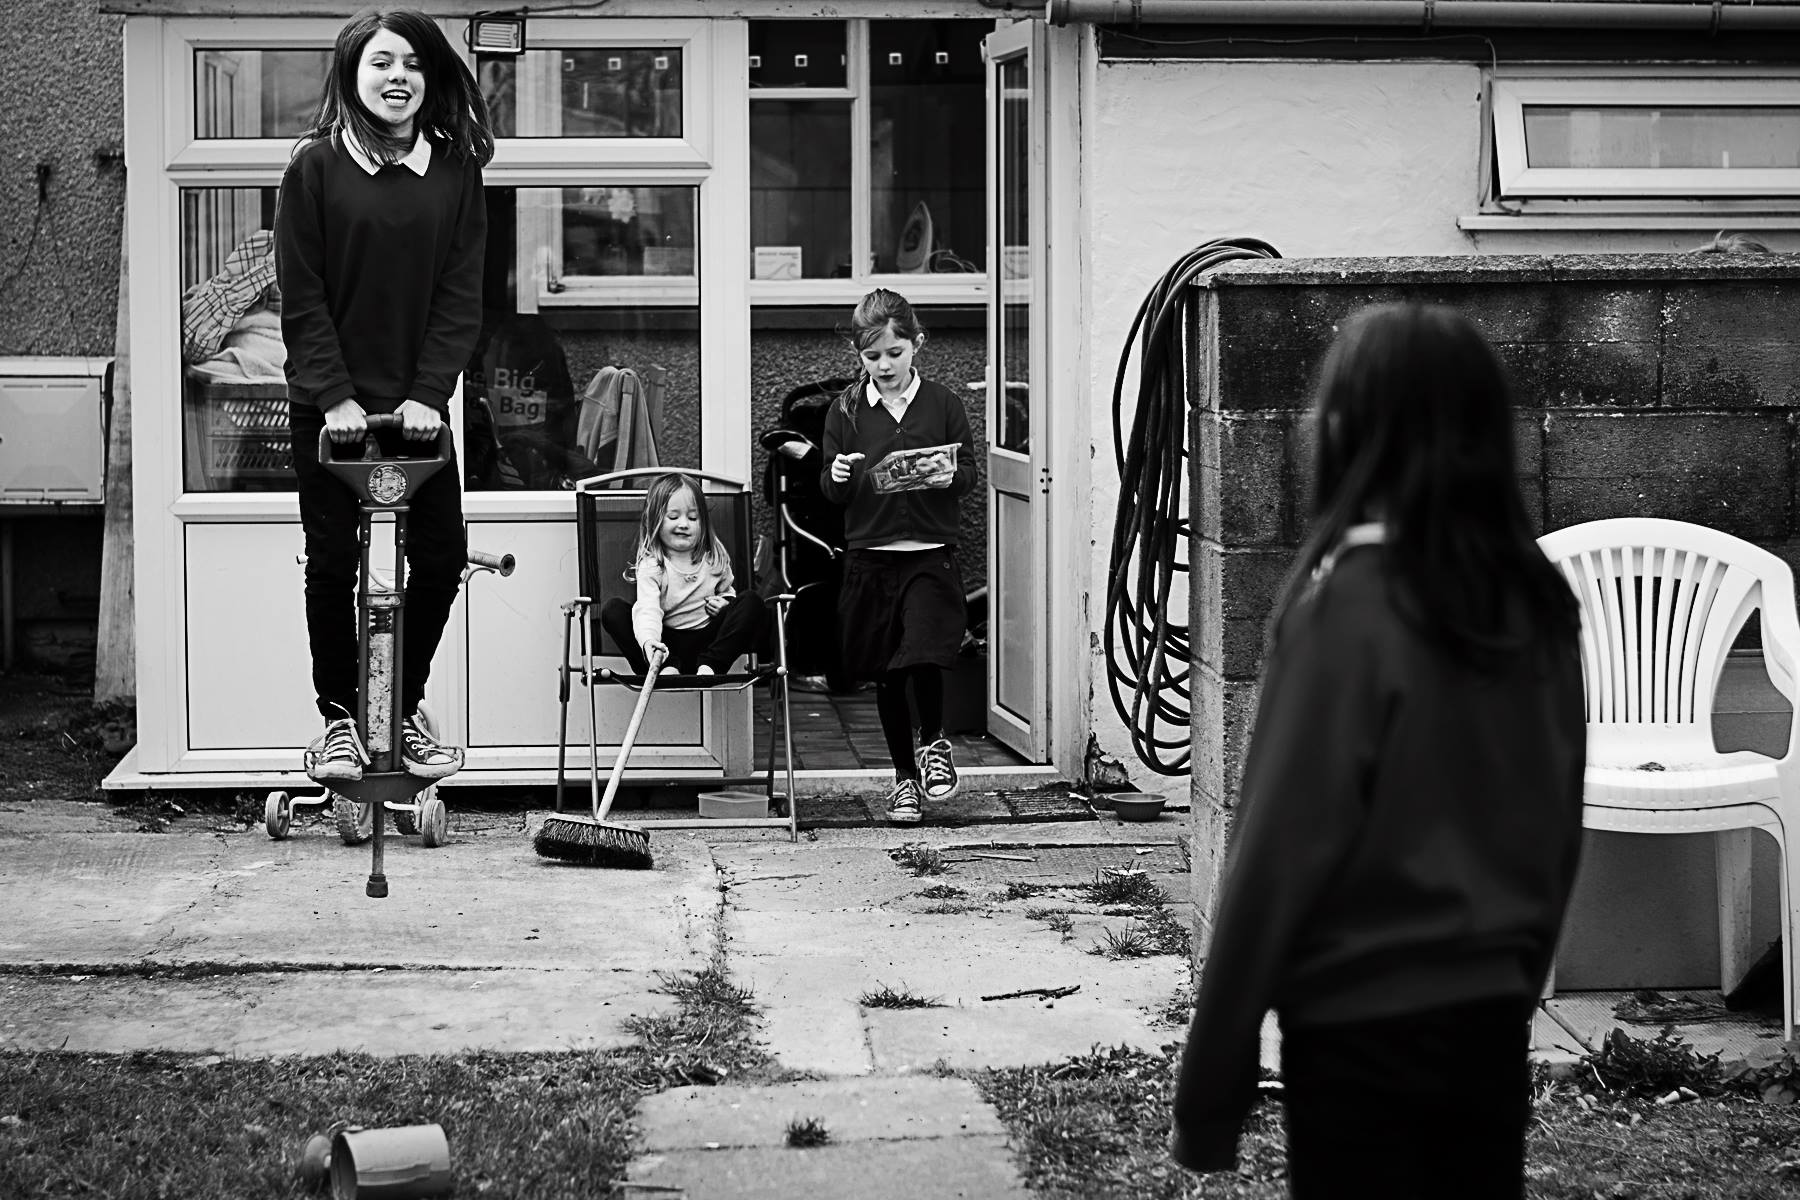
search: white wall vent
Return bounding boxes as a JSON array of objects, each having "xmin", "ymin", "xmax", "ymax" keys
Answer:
[{"xmin": 0, "ymin": 357, "xmax": 109, "ymax": 505}]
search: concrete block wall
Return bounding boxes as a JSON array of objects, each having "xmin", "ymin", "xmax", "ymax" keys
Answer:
[{"xmin": 1186, "ymin": 254, "xmax": 1800, "ymax": 984}]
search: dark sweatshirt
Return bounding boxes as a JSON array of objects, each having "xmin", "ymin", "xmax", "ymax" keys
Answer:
[
  {"xmin": 275, "ymin": 132, "xmax": 485, "ymax": 414},
  {"xmin": 817, "ymin": 377, "xmax": 979, "ymax": 548},
  {"xmin": 1171, "ymin": 535, "xmax": 1587, "ymax": 1172}
]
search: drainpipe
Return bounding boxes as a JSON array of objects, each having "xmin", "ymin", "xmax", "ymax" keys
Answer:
[{"xmin": 1046, "ymin": 0, "xmax": 1800, "ymax": 31}]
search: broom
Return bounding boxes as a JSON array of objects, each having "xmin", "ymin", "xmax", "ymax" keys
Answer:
[{"xmin": 534, "ymin": 646, "xmax": 665, "ymax": 868}]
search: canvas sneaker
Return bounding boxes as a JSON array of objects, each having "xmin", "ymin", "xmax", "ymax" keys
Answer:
[
  {"xmin": 885, "ymin": 778, "xmax": 924, "ymax": 825},
  {"xmin": 307, "ymin": 716, "xmax": 368, "ymax": 783},
  {"xmin": 400, "ymin": 713, "xmax": 463, "ymax": 780},
  {"xmin": 916, "ymin": 738, "xmax": 960, "ymax": 801}
]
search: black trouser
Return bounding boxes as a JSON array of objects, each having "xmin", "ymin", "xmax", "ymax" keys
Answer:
[
  {"xmin": 289, "ymin": 402, "xmax": 466, "ymax": 721},
  {"xmin": 1279, "ymin": 995, "xmax": 1535, "ymax": 1200},
  {"xmin": 599, "ymin": 593, "xmax": 767, "ymax": 675}
]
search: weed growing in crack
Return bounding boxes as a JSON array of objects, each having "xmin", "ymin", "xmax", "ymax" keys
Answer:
[
  {"xmin": 917, "ymin": 884, "xmax": 967, "ymax": 900},
  {"xmin": 1083, "ymin": 868, "xmax": 1166, "ymax": 908},
  {"xmin": 860, "ymin": 983, "xmax": 944, "ymax": 1009},
  {"xmin": 889, "ymin": 842, "xmax": 947, "ymax": 876},
  {"xmin": 994, "ymin": 880, "xmax": 1044, "ymax": 901},
  {"xmin": 785, "ymin": 1116, "xmax": 831, "ymax": 1147},
  {"xmin": 1091, "ymin": 924, "xmax": 1155, "ymax": 959}
]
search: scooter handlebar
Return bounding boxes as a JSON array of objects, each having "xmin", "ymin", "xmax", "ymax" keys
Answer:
[
  {"xmin": 317, "ymin": 416, "xmax": 454, "ymax": 467},
  {"xmin": 467, "ymin": 550, "xmax": 515, "ymax": 576}
]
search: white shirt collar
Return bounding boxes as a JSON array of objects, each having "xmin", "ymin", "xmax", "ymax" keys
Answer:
[
  {"xmin": 865, "ymin": 370, "xmax": 922, "ymax": 407},
  {"xmin": 341, "ymin": 127, "xmax": 432, "ymax": 177}
]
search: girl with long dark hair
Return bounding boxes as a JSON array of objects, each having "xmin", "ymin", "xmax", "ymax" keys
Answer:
[{"xmin": 1172, "ymin": 302, "xmax": 1587, "ymax": 1197}]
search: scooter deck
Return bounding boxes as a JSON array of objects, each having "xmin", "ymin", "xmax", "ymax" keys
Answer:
[{"xmin": 321, "ymin": 770, "xmax": 439, "ymax": 809}]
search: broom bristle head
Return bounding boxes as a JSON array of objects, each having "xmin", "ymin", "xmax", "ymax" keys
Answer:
[{"xmin": 534, "ymin": 815, "xmax": 654, "ymax": 869}]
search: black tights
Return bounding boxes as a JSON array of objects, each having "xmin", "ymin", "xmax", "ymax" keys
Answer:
[{"xmin": 876, "ymin": 665, "xmax": 944, "ymax": 780}]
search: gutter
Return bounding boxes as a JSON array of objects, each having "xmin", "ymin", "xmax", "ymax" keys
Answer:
[{"xmin": 1046, "ymin": 0, "xmax": 1800, "ymax": 31}]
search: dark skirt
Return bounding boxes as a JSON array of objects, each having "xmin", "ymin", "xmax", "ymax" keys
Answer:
[{"xmin": 837, "ymin": 547, "xmax": 965, "ymax": 682}]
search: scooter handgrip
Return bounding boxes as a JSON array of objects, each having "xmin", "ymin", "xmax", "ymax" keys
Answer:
[
  {"xmin": 363, "ymin": 414, "xmax": 404, "ymax": 429},
  {"xmin": 468, "ymin": 550, "xmax": 515, "ymax": 576}
]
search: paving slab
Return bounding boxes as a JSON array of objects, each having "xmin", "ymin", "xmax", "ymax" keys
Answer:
[
  {"xmin": 0, "ymin": 816, "xmax": 718, "ymax": 973},
  {"xmin": 625, "ymin": 1138, "xmax": 1031, "ymax": 1200},
  {"xmin": 628, "ymin": 1078, "xmax": 1031, "ymax": 1200},
  {"xmin": 714, "ymin": 841, "xmax": 1188, "ymax": 1075},
  {"xmin": 1545, "ymin": 990, "xmax": 1787, "ymax": 1066},
  {"xmin": 636, "ymin": 1078, "xmax": 1006, "ymax": 1149},
  {"xmin": 0, "ymin": 967, "xmax": 671, "ymax": 1055},
  {"xmin": 867, "ymin": 1004, "xmax": 1179, "ymax": 1072}
]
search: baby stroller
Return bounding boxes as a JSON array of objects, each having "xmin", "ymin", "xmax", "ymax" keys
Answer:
[{"xmin": 759, "ymin": 378, "xmax": 855, "ymax": 693}]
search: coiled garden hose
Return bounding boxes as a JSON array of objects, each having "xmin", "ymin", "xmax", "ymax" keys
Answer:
[{"xmin": 1105, "ymin": 236, "xmax": 1282, "ymax": 776}]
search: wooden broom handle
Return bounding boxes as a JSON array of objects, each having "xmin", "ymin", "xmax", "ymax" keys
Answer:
[{"xmin": 594, "ymin": 646, "xmax": 666, "ymax": 823}]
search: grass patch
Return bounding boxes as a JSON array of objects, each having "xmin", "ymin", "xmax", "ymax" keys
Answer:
[
  {"xmin": 1083, "ymin": 869, "xmax": 1167, "ymax": 909},
  {"xmin": 994, "ymin": 881, "xmax": 1045, "ymax": 901},
  {"xmin": 977, "ymin": 1043, "xmax": 1289, "ymax": 1199},
  {"xmin": 888, "ymin": 842, "xmax": 947, "ymax": 876},
  {"xmin": 785, "ymin": 1116, "xmax": 831, "ymax": 1148},
  {"xmin": 859, "ymin": 983, "xmax": 944, "ymax": 1010},
  {"xmin": 917, "ymin": 884, "xmax": 967, "ymax": 900},
  {"xmin": 0, "ymin": 964, "xmax": 772, "ymax": 1199},
  {"xmin": 978, "ymin": 1038, "xmax": 1800, "ymax": 1200},
  {"xmin": 1028, "ymin": 908, "xmax": 1076, "ymax": 940},
  {"xmin": 921, "ymin": 901, "xmax": 972, "ymax": 915},
  {"xmin": 0, "ymin": 1049, "xmax": 637, "ymax": 1199}
]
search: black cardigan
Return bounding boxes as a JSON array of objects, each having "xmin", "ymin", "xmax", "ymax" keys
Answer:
[
  {"xmin": 1171, "ymin": 540, "xmax": 1586, "ymax": 1172},
  {"xmin": 818, "ymin": 377, "xmax": 979, "ymax": 549},
  {"xmin": 276, "ymin": 133, "xmax": 486, "ymax": 413}
]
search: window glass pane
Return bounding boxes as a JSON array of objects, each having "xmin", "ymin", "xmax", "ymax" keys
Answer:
[
  {"xmin": 179, "ymin": 186, "xmax": 290, "ymax": 493},
  {"xmin": 467, "ymin": 188, "xmax": 701, "ymax": 492},
  {"xmin": 194, "ymin": 49, "xmax": 329, "ymax": 139},
  {"xmin": 750, "ymin": 101, "xmax": 851, "ymax": 279},
  {"xmin": 748, "ymin": 21, "xmax": 846, "ymax": 89},
  {"xmin": 869, "ymin": 20, "xmax": 987, "ymax": 276},
  {"xmin": 480, "ymin": 49, "xmax": 683, "ymax": 138},
  {"xmin": 997, "ymin": 57, "xmax": 1030, "ymax": 456},
  {"xmin": 554, "ymin": 187, "xmax": 697, "ymax": 280},
  {"xmin": 1524, "ymin": 105, "xmax": 1800, "ymax": 170}
]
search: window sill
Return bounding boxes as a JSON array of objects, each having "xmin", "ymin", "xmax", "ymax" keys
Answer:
[{"xmin": 1459, "ymin": 212, "xmax": 1800, "ymax": 232}]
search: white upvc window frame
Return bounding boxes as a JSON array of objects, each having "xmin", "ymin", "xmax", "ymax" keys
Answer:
[
  {"xmin": 748, "ymin": 16, "xmax": 989, "ymax": 308},
  {"xmin": 488, "ymin": 19, "xmax": 712, "ymax": 311},
  {"xmin": 1489, "ymin": 70, "xmax": 1800, "ymax": 204}
]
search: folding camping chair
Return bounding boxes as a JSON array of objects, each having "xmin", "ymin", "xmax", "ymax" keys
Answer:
[{"xmin": 554, "ymin": 467, "xmax": 798, "ymax": 839}]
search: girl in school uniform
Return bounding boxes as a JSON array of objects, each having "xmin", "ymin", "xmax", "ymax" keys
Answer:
[
  {"xmin": 1171, "ymin": 302, "xmax": 1588, "ymax": 1198},
  {"xmin": 820, "ymin": 289, "xmax": 979, "ymax": 824},
  {"xmin": 277, "ymin": 6, "xmax": 492, "ymax": 782}
]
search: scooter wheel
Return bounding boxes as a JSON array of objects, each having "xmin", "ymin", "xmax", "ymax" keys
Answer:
[
  {"xmin": 264, "ymin": 791, "xmax": 292, "ymax": 840},
  {"xmin": 393, "ymin": 790, "xmax": 422, "ymax": 837},
  {"xmin": 333, "ymin": 795, "xmax": 373, "ymax": 845},
  {"xmin": 419, "ymin": 793, "xmax": 449, "ymax": 848}
]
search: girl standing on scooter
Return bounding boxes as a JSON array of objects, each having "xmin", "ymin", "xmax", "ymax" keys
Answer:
[
  {"xmin": 601, "ymin": 472, "xmax": 767, "ymax": 678},
  {"xmin": 277, "ymin": 6, "xmax": 492, "ymax": 782},
  {"xmin": 820, "ymin": 289, "xmax": 978, "ymax": 825},
  {"xmin": 1170, "ymin": 303, "xmax": 1587, "ymax": 1197}
]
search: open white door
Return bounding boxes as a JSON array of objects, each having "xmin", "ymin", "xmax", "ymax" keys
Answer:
[{"xmin": 983, "ymin": 22, "xmax": 1049, "ymax": 761}]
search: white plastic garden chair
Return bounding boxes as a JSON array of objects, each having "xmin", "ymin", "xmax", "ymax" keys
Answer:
[{"xmin": 1538, "ymin": 516, "xmax": 1800, "ymax": 1040}]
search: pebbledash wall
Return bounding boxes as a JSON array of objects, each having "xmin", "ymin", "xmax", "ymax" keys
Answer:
[{"xmin": 1187, "ymin": 254, "xmax": 1800, "ymax": 989}]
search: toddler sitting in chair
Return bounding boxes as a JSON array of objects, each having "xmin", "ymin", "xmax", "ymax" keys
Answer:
[{"xmin": 601, "ymin": 471, "xmax": 766, "ymax": 676}]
